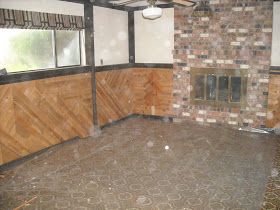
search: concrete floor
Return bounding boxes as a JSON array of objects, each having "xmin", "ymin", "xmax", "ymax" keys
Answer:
[{"xmin": 0, "ymin": 118, "xmax": 278, "ymax": 210}]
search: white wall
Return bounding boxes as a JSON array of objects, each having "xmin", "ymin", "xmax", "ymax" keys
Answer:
[
  {"xmin": 0, "ymin": 0, "xmax": 83, "ymax": 16},
  {"xmin": 93, "ymin": 6, "xmax": 129, "ymax": 66},
  {"xmin": 271, "ymin": 2, "xmax": 280, "ymax": 66},
  {"xmin": 134, "ymin": 8, "xmax": 174, "ymax": 63}
]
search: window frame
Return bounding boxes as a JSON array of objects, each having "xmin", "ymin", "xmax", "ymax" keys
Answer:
[{"xmin": 0, "ymin": 28, "xmax": 83, "ymax": 74}]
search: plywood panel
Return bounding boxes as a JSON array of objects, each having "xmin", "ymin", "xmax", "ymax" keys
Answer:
[
  {"xmin": 96, "ymin": 69, "xmax": 134, "ymax": 126},
  {"xmin": 132, "ymin": 68, "xmax": 173, "ymax": 116},
  {"xmin": 267, "ymin": 74, "xmax": 280, "ymax": 128},
  {"xmin": 0, "ymin": 73, "xmax": 93, "ymax": 165},
  {"xmin": 96, "ymin": 68, "xmax": 173, "ymax": 124},
  {"xmin": 132, "ymin": 69, "xmax": 154, "ymax": 115}
]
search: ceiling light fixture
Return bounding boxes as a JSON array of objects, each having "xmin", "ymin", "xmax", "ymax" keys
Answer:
[
  {"xmin": 142, "ymin": 0, "xmax": 162, "ymax": 20},
  {"xmin": 142, "ymin": 5, "xmax": 162, "ymax": 20}
]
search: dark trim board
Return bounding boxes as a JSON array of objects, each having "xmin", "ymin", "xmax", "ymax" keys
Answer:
[
  {"xmin": 270, "ymin": 72, "xmax": 280, "ymax": 75},
  {"xmin": 0, "ymin": 63, "xmax": 173, "ymax": 85},
  {"xmin": 95, "ymin": 63, "xmax": 173, "ymax": 72},
  {"xmin": 0, "ymin": 136, "xmax": 80, "ymax": 172},
  {"xmin": 130, "ymin": 3, "xmax": 174, "ymax": 11},
  {"xmin": 271, "ymin": 66, "xmax": 280, "ymax": 70},
  {"xmin": 59, "ymin": 0, "xmax": 85, "ymax": 4},
  {"xmin": 133, "ymin": 63, "xmax": 173, "ymax": 68},
  {"xmin": 93, "ymin": 2, "xmax": 132, "ymax": 11},
  {"xmin": 59, "ymin": 0, "xmax": 174, "ymax": 11},
  {"xmin": 100, "ymin": 114, "xmax": 173, "ymax": 129},
  {"xmin": 84, "ymin": 1, "xmax": 99, "ymax": 127},
  {"xmin": 0, "ymin": 114, "xmax": 173, "ymax": 171},
  {"xmin": 270, "ymin": 66, "xmax": 280, "ymax": 75},
  {"xmin": 0, "ymin": 66, "xmax": 91, "ymax": 85},
  {"xmin": 128, "ymin": 11, "xmax": 135, "ymax": 63},
  {"xmin": 95, "ymin": 63, "xmax": 134, "ymax": 71}
]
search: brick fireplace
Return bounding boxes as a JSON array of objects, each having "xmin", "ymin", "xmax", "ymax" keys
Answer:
[
  {"xmin": 173, "ymin": 0, "xmax": 273, "ymax": 128},
  {"xmin": 190, "ymin": 67, "xmax": 247, "ymax": 108}
]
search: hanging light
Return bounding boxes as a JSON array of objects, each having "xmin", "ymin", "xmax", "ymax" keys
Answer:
[{"xmin": 142, "ymin": 5, "xmax": 162, "ymax": 20}]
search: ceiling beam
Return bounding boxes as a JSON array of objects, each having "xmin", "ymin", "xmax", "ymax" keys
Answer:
[
  {"xmin": 59, "ymin": 0, "xmax": 131, "ymax": 11},
  {"xmin": 58, "ymin": 0, "xmax": 174, "ymax": 12},
  {"xmin": 130, "ymin": 3, "xmax": 173, "ymax": 11},
  {"xmin": 59, "ymin": 0, "xmax": 85, "ymax": 4}
]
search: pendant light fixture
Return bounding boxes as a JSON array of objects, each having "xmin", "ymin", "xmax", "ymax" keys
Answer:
[{"xmin": 142, "ymin": 0, "xmax": 162, "ymax": 20}]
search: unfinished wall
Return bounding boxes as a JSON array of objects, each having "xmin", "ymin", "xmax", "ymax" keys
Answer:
[
  {"xmin": 135, "ymin": 8, "xmax": 174, "ymax": 63},
  {"xmin": 173, "ymin": 0, "xmax": 273, "ymax": 128},
  {"xmin": 94, "ymin": 6, "xmax": 129, "ymax": 66},
  {"xmin": 0, "ymin": 74, "xmax": 93, "ymax": 165}
]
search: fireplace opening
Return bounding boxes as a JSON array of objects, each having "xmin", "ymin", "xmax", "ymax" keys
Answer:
[{"xmin": 191, "ymin": 68, "xmax": 247, "ymax": 107}]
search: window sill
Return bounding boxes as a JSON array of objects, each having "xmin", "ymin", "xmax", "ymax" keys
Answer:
[{"xmin": 0, "ymin": 66, "xmax": 92, "ymax": 85}]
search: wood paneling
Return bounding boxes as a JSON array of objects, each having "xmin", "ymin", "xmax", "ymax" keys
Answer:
[
  {"xmin": 96, "ymin": 69, "xmax": 134, "ymax": 126},
  {"xmin": 132, "ymin": 68, "xmax": 173, "ymax": 116},
  {"xmin": 0, "ymin": 68, "xmax": 173, "ymax": 165},
  {"xmin": 96, "ymin": 68, "xmax": 173, "ymax": 126},
  {"xmin": 267, "ymin": 74, "xmax": 280, "ymax": 128},
  {"xmin": 0, "ymin": 73, "xmax": 93, "ymax": 165}
]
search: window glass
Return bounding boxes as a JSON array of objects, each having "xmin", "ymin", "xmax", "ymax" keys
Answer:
[
  {"xmin": 195, "ymin": 75, "xmax": 205, "ymax": 100},
  {"xmin": 56, "ymin": 30, "xmax": 80, "ymax": 67},
  {"xmin": 218, "ymin": 76, "xmax": 229, "ymax": 101},
  {"xmin": 0, "ymin": 29, "xmax": 54, "ymax": 72},
  {"xmin": 206, "ymin": 75, "xmax": 217, "ymax": 100},
  {"xmin": 231, "ymin": 77, "xmax": 241, "ymax": 102}
]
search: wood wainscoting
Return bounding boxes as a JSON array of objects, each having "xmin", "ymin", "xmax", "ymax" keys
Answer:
[
  {"xmin": 132, "ymin": 68, "xmax": 173, "ymax": 116},
  {"xmin": 0, "ymin": 73, "xmax": 94, "ymax": 165},
  {"xmin": 96, "ymin": 68, "xmax": 173, "ymax": 126},
  {"xmin": 0, "ymin": 68, "xmax": 173, "ymax": 165},
  {"xmin": 96, "ymin": 69, "xmax": 134, "ymax": 126},
  {"xmin": 266, "ymin": 74, "xmax": 280, "ymax": 128}
]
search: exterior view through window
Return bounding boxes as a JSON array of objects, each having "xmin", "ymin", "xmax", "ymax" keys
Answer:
[
  {"xmin": 0, "ymin": 29, "xmax": 81, "ymax": 73},
  {"xmin": 56, "ymin": 30, "xmax": 81, "ymax": 67}
]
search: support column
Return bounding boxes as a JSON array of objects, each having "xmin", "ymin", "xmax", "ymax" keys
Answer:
[
  {"xmin": 84, "ymin": 1, "xmax": 98, "ymax": 127},
  {"xmin": 128, "ymin": 11, "xmax": 135, "ymax": 63}
]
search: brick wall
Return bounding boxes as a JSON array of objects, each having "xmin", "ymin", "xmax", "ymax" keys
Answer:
[{"xmin": 173, "ymin": 0, "xmax": 273, "ymax": 128}]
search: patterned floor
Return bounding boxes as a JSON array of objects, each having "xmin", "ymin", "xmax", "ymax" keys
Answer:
[
  {"xmin": 0, "ymin": 118, "xmax": 278, "ymax": 210},
  {"xmin": 261, "ymin": 141, "xmax": 280, "ymax": 210}
]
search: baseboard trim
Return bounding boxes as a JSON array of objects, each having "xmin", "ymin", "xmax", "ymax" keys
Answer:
[{"xmin": 100, "ymin": 114, "xmax": 173, "ymax": 129}]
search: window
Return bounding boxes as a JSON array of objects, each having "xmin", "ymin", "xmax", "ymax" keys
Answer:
[
  {"xmin": 56, "ymin": 31, "xmax": 81, "ymax": 67},
  {"xmin": 194, "ymin": 75, "xmax": 205, "ymax": 100},
  {"xmin": 191, "ymin": 68, "xmax": 247, "ymax": 108},
  {"xmin": 0, "ymin": 29, "xmax": 81, "ymax": 73}
]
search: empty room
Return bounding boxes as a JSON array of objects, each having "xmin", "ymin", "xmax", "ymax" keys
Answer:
[{"xmin": 0, "ymin": 0, "xmax": 280, "ymax": 209}]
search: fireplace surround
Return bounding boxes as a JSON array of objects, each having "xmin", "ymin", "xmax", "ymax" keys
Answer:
[
  {"xmin": 173, "ymin": 0, "xmax": 272, "ymax": 127},
  {"xmin": 190, "ymin": 68, "xmax": 247, "ymax": 108}
]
